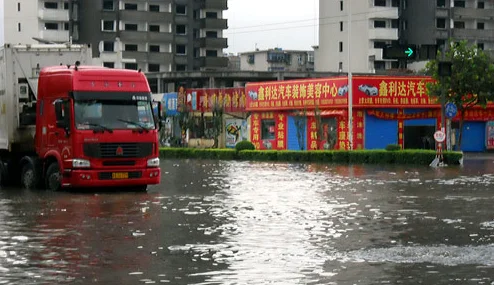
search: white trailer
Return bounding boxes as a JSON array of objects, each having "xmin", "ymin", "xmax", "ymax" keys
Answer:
[{"xmin": 0, "ymin": 43, "xmax": 92, "ymax": 184}]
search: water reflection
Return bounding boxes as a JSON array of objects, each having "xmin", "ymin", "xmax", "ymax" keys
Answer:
[{"xmin": 0, "ymin": 159, "xmax": 493, "ymax": 284}]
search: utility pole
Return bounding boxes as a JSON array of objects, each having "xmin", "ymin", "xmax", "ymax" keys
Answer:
[{"xmin": 347, "ymin": 0, "xmax": 353, "ymax": 150}]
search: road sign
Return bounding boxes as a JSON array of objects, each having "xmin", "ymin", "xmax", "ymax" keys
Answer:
[
  {"xmin": 434, "ymin": 130, "xmax": 446, "ymax": 143},
  {"xmin": 382, "ymin": 45, "xmax": 417, "ymax": 60},
  {"xmin": 445, "ymin": 102, "xmax": 458, "ymax": 119}
]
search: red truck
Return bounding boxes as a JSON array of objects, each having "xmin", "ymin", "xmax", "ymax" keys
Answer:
[{"xmin": 0, "ymin": 62, "xmax": 162, "ymax": 191}]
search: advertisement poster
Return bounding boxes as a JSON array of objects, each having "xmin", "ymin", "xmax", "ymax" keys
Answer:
[
  {"xmin": 487, "ymin": 121, "xmax": 494, "ymax": 149},
  {"xmin": 225, "ymin": 119, "xmax": 248, "ymax": 148}
]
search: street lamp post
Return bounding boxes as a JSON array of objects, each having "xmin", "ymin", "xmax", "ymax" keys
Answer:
[{"xmin": 347, "ymin": 0, "xmax": 353, "ymax": 150}]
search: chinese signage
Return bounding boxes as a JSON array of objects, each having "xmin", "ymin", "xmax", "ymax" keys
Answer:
[
  {"xmin": 186, "ymin": 88, "xmax": 247, "ymax": 113},
  {"xmin": 276, "ymin": 113, "xmax": 287, "ymax": 150},
  {"xmin": 245, "ymin": 77, "xmax": 349, "ymax": 111},
  {"xmin": 250, "ymin": 112, "xmax": 286, "ymax": 150},
  {"xmin": 162, "ymin": 92, "xmax": 178, "ymax": 116},
  {"xmin": 337, "ymin": 117, "xmax": 350, "ymax": 150},
  {"xmin": 367, "ymin": 109, "xmax": 440, "ymax": 120},
  {"xmin": 353, "ymin": 111, "xmax": 365, "ymax": 150},
  {"xmin": 352, "ymin": 76, "xmax": 437, "ymax": 107}
]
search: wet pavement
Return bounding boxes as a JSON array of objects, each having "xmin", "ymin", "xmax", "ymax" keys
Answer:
[{"xmin": 0, "ymin": 158, "xmax": 494, "ymax": 284}]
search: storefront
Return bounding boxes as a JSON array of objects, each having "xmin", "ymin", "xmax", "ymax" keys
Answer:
[{"xmin": 246, "ymin": 75, "xmax": 494, "ymax": 152}]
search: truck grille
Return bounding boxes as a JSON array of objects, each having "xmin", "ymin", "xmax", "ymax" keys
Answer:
[
  {"xmin": 102, "ymin": 160, "xmax": 136, "ymax": 166},
  {"xmin": 83, "ymin": 143, "xmax": 153, "ymax": 159}
]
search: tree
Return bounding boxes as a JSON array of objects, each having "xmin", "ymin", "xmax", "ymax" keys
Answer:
[
  {"xmin": 211, "ymin": 101, "xmax": 224, "ymax": 148},
  {"xmin": 425, "ymin": 39, "xmax": 494, "ymax": 149}
]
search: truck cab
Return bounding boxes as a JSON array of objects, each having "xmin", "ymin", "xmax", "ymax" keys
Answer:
[{"xmin": 25, "ymin": 64, "xmax": 161, "ymax": 191}]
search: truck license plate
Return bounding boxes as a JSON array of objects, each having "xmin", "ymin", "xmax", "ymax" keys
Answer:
[{"xmin": 112, "ymin": 172, "xmax": 129, "ymax": 179}]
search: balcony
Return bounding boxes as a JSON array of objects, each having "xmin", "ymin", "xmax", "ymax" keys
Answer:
[
  {"xmin": 435, "ymin": 29, "xmax": 450, "ymax": 39},
  {"xmin": 120, "ymin": 31, "xmax": 173, "ymax": 43},
  {"xmin": 435, "ymin": 8, "xmax": 449, "ymax": 18},
  {"xmin": 174, "ymin": 56, "xmax": 188, "ymax": 65},
  {"xmin": 200, "ymin": 18, "xmax": 228, "ymax": 30},
  {"xmin": 369, "ymin": 28, "xmax": 398, "ymax": 40},
  {"xmin": 38, "ymin": 9, "xmax": 69, "ymax": 22},
  {"xmin": 149, "ymin": 32, "xmax": 173, "ymax": 42},
  {"xmin": 199, "ymin": 37, "xmax": 228, "ymax": 48},
  {"xmin": 122, "ymin": 51, "xmax": 173, "ymax": 62},
  {"xmin": 199, "ymin": 0, "xmax": 228, "ymax": 10},
  {"xmin": 368, "ymin": 7, "xmax": 398, "ymax": 19},
  {"xmin": 452, "ymin": 7, "xmax": 494, "ymax": 20},
  {"xmin": 119, "ymin": 10, "xmax": 173, "ymax": 23},
  {"xmin": 148, "ymin": 52, "xmax": 173, "ymax": 63},
  {"xmin": 453, "ymin": 28, "xmax": 494, "ymax": 41},
  {"xmin": 39, "ymin": 30, "xmax": 69, "ymax": 43},
  {"xmin": 199, "ymin": 56, "xmax": 229, "ymax": 68}
]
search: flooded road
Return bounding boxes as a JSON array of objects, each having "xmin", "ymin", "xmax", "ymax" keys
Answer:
[{"xmin": 0, "ymin": 159, "xmax": 494, "ymax": 284}]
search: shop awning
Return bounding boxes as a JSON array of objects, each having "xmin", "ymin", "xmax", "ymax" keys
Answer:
[{"xmin": 292, "ymin": 110, "xmax": 347, "ymax": 117}]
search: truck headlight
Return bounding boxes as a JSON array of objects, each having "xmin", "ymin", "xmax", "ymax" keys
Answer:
[
  {"xmin": 72, "ymin": 159, "xmax": 90, "ymax": 168},
  {"xmin": 147, "ymin": 158, "xmax": 160, "ymax": 167}
]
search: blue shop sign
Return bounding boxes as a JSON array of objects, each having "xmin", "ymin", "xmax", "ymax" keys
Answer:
[{"xmin": 162, "ymin": 92, "xmax": 178, "ymax": 116}]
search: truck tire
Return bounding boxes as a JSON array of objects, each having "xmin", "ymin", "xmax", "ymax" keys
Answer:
[
  {"xmin": 45, "ymin": 163, "xmax": 61, "ymax": 192},
  {"xmin": 21, "ymin": 163, "xmax": 39, "ymax": 190}
]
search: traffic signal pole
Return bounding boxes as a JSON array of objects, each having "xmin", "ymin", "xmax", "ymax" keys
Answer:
[{"xmin": 347, "ymin": 0, "xmax": 353, "ymax": 150}]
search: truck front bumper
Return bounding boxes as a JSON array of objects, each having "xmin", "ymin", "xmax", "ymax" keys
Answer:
[{"xmin": 62, "ymin": 168, "xmax": 161, "ymax": 188}]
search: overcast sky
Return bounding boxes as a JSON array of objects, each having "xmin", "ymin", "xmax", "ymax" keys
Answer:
[
  {"xmin": 0, "ymin": 0, "xmax": 319, "ymax": 53},
  {"xmin": 224, "ymin": 0, "xmax": 319, "ymax": 54}
]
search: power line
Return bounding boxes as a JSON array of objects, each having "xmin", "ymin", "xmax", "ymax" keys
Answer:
[{"xmin": 227, "ymin": 7, "xmax": 398, "ymax": 31}]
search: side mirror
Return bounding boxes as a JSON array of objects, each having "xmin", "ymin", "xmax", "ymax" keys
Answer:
[
  {"xmin": 54, "ymin": 100, "xmax": 71, "ymax": 136},
  {"xmin": 153, "ymin": 101, "xmax": 163, "ymax": 131}
]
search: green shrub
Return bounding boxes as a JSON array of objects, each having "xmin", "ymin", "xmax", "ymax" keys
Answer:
[
  {"xmin": 235, "ymin": 140, "xmax": 256, "ymax": 151},
  {"xmin": 159, "ymin": 148, "xmax": 463, "ymax": 165},
  {"xmin": 385, "ymin": 144, "xmax": 402, "ymax": 151}
]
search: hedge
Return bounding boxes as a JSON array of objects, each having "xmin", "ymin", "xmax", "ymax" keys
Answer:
[{"xmin": 159, "ymin": 148, "xmax": 463, "ymax": 165}]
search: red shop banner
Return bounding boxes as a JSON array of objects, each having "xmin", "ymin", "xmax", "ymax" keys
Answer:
[
  {"xmin": 352, "ymin": 76, "xmax": 438, "ymax": 108},
  {"xmin": 245, "ymin": 77, "xmax": 349, "ymax": 111},
  {"xmin": 186, "ymin": 88, "xmax": 247, "ymax": 113}
]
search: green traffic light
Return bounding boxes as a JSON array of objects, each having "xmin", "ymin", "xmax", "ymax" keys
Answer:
[{"xmin": 405, "ymin": 47, "xmax": 414, "ymax": 57}]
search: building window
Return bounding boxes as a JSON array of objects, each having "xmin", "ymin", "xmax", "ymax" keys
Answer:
[
  {"xmin": 102, "ymin": 0, "xmax": 114, "ymax": 10},
  {"xmin": 206, "ymin": 31, "xmax": 218, "ymax": 38},
  {"xmin": 478, "ymin": 1, "xmax": 485, "ymax": 8},
  {"xmin": 17, "ymin": 2, "xmax": 20, "ymax": 11},
  {"xmin": 64, "ymin": 2, "xmax": 69, "ymax": 10},
  {"xmin": 261, "ymin": 120, "xmax": 276, "ymax": 140},
  {"xmin": 148, "ymin": 64, "xmax": 160, "ymax": 72},
  {"xmin": 374, "ymin": 0, "xmax": 386, "ymax": 6},
  {"xmin": 103, "ymin": 41, "xmax": 114, "ymax": 52},
  {"xmin": 176, "ymin": 44, "xmax": 186, "ymax": 55},
  {"xmin": 149, "ymin": 45, "xmax": 160, "ymax": 52},
  {"xmin": 391, "ymin": 0, "xmax": 399, "ymax": 7},
  {"xmin": 339, "ymin": 62, "xmax": 343, "ymax": 71},
  {"xmin": 437, "ymin": 0, "xmax": 446, "ymax": 7},
  {"xmin": 176, "ymin": 25, "xmax": 186, "ymax": 35},
  {"xmin": 149, "ymin": 4, "xmax": 159, "ymax": 12},
  {"xmin": 44, "ymin": 2, "xmax": 58, "ymax": 9},
  {"xmin": 477, "ymin": 22, "xmax": 485, "ymax": 30},
  {"xmin": 124, "ymin": 3, "xmax": 138, "ymax": 10},
  {"xmin": 176, "ymin": 5, "xmax": 186, "ymax": 15},
  {"xmin": 340, "ymin": 0, "xmax": 343, "ymax": 11},
  {"xmin": 206, "ymin": 50, "xmax": 218, "ymax": 57},
  {"xmin": 374, "ymin": 61, "xmax": 386, "ymax": 70},
  {"xmin": 454, "ymin": 21, "xmax": 465, "ymax": 29},
  {"xmin": 374, "ymin": 41, "xmax": 387, "ymax": 49},
  {"xmin": 436, "ymin": 18, "xmax": 446, "ymax": 29},
  {"xmin": 340, "ymin": 21, "xmax": 343, "ymax": 31},
  {"xmin": 176, "ymin": 65, "xmax": 187, "ymax": 71},
  {"xmin": 391, "ymin": 19, "xmax": 399, "ymax": 28},
  {"xmin": 247, "ymin": 54, "xmax": 255, "ymax": 64},
  {"xmin": 103, "ymin": 62, "xmax": 114, "ymax": 68},
  {"xmin": 193, "ymin": 29, "xmax": 199, "ymax": 39},
  {"xmin": 18, "ymin": 23, "xmax": 21, "ymax": 32},
  {"xmin": 125, "ymin": 44, "xmax": 138, "ymax": 51},
  {"xmin": 453, "ymin": 0, "xmax": 465, "ymax": 7},
  {"xmin": 44, "ymin": 23, "xmax": 58, "ymax": 30},
  {"xmin": 102, "ymin": 20, "xmax": 115, "ymax": 31},
  {"xmin": 149, "ymin": 25, "xmax": 160, "ymax": 32},
  {"xmin": 124, "ymin": 63, "xmax": 138, "ymax": 70},
  {"xmin": 339, "ymin": 42, "xmax": 343, "ymax": 52},
  {"xmin": 374, "ymin": 20, "xmax": 386, "ymax": 28},
  {"xmin": 125, "ymin": 24, "xmax": 138, "ymax": 31},
  {"xmin": 478, "ymin": 43, "xmax": 484, "ymax": 50},
  {"xmin": 402, "ymin": 20, "xmax": 408, "ymax": 30},
  {"xmin": 206, "ymin": 11, "xmax": 217, "ymax": 18},
  {"xmin": 64, "ymin": 22, "xmax": 69, "ymax": 30}
]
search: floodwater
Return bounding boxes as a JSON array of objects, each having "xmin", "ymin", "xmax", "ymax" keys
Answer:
[{"xmin": 0, "ymin": 158, "xmax": 494, "ymax": 284}]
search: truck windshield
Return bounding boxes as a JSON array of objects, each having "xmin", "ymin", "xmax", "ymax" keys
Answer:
[{"xmin": 74, "ymin": 100, "xmax": 156, "ymax": 131}]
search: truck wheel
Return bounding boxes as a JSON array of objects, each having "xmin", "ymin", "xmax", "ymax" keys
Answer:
[
  {"xmin": 45, "ymin": 163, "xmax": 61, "ymax": 192},
  {"xmin": 21, "ymin": 164, "xmax": 39, "ymax": 189}
]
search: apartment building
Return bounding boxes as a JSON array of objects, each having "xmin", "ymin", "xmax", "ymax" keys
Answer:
[
  {"xmin": 4, "ymin": 0, "xmax": 71, "ymax": 44},
  {"xmin": 239, "ymin": 48, "xmax": 315, "ymax": 72},
  {"xmin": 316, "ymin": 0, "xmax": 494, "ymax": 73},
  {"xmin": 4, "ymin": 0, "xmax": 229, "ymax": 74}
]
